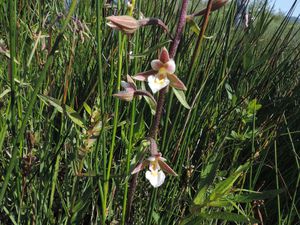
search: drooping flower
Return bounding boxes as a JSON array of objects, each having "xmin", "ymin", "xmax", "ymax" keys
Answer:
[
  {"xmin": 106, "ymin": 15, "xmax": 140, "ymax": 34},
  {"xmin": 113, "ymin": 75, "xmax": 137, "ymax": 101},
  {"xmin": 113, "ymin": 75, "xmax": 157, "ymax": 104},
  {"xmin": 132, "ymin": 152, "xmax": 177, "ymax": 188},
  {"xmin": 106, "ymin": 15, "xmax": 170, "ymax": 36},
  {"xmin": 133, "ymin": 47, "xmax": 186, "ymax": 94}
]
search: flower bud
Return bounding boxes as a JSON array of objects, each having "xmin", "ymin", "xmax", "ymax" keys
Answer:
[{"xmin": 106, "ymin": 15, "xmax": 140, "ymax": 34}]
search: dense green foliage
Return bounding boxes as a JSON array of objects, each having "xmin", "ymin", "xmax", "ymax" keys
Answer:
[{"xmin": 0, "ymin": 0, "xmax": 299, "ymax": 224}]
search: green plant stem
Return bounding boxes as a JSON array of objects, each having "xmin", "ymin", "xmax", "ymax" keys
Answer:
[
  {"xmin": 96, "ymin": 0, "xmax": 107, "ymax": 223},
  {"xmin": 9, "ymin": 0, "xmax": 17, "ymax": 135},
  {"xmin": 249, "ymin": 102, "xmax": 256, "ymax": 190},
  {"xmin": 121, "ymin": 99, "xmax": 136, "ymax": 225},
  {"xmin": 103, "ymin": 33, "xmax": 126, "ymax": 218},
  {"xmin": 186, "ymin": 0, "xmax": 214, "ymax": 98},
  {"xmin": 0, "ymin": 0, "xmax": 78, "ymax": 206},
  {"xmin": 274, "ymin": 140, "xmax": 281, "ymax": 225},
  {"xmin": 284, "ymin": 114, "xmax": 300, "ymax": 224}
]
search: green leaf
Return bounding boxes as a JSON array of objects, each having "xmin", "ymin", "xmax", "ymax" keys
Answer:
[
  {"xmin": 228, "ymin": 189, "xmax": 284, "ymax": 203},
  {"xmin": 83, "ymin": 102, "xmax": 92, "ymax": 115},
  {"xmin": 248, "ymin": 99, "xmax": 262, "ymax": 114},
  {"xmin": 209, "ymin": 162, "xmax": 250, "ymax": 201},
  {"xmin": 193, "ymin": 154, "xmax": 221, "ymax": 205},
  {"xmin": 202, "ymin": 212, "xmax": 257, "ymax": 223},
  {"xmin": 152, "ymin": 210, "xmax": 160, "ymax": 224},
  {"xmin": 243, "ymin": 42, "xmax": 253, "ymax": 70},
  {"xmin": 173, "ymin": 88, "xmax": 191, "ymax": 109},
  {"xmin": 0, "ymin": 89, "xmax": 11, "ymax": 99},
  {"xmin": 39, "ymin": 95, "xmax": 87, "ymax": 128},
  {"xmin": 225, "ymin": 83, "xmax": 233, "ymax": 100},
  {"xmin": 189, "ymin": 19, "xmax": 200, "ymax": 35},
  {"xmin": 181, "ymin": 212, "xmax": 258, "ymax": 224}
]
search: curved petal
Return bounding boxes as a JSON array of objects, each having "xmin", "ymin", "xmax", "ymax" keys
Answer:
[
  {"xmin": 121, "ymin": 80, "xmax": 135, "ymax": 92},
  {"xmin": 159, "ymin": 47, "xmax": 170, "ymax": 63},
  {"xmin": 131, "ymin": 161, "xmax": 149, "ymax": 174},
  {"xmin": 145, "ymin": 170, "xmax": 165, "ymax": 188},
  {"xmin": 106, "ymin": 22, "xmax": 118, "ymax": 29},
  {"xmin": 133, "ymin": 70, "xmax": 156, "ymax": 81},
  {"xmin": 148, "ymin": 75, "xmax": 170, "ymax": 94},
  {"xmin": 113, "ymin": 91, "xmax": 134, "ymax": 101},
  {"xmin": 151, "ymin": 59, "xmax": 163, "ymax": 71},
  {"xmin": 168, "ymin": 74, "xmax": 187, "ymax": 91},
  {"xmin": 121, "ymin": 81, "xmax": 130, "ymax": 89},
  {"xmin": 126, "ymin": 75, "xmax": 136, "ymax": 88},
  {"xmin": 165, "ymin": 59, "xmax": 176, "ymax": 74},
  {"xmin": 158, "ymin": 159, "xmax": 178, "ymax": 176}
]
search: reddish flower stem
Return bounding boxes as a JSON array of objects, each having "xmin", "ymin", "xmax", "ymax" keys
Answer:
[
  {"xmin": 126, "ymin": 0, "xmax": 189, "ymax": 223},
  {"xmin": 149, "ymin": 0, "xmax": 189, "ymax": 139}
]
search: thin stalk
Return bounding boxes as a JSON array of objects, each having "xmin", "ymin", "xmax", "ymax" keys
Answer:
[
  {"xmin": 9, "ymin": 0, "xmax": 17, "ymax": 135},
  {"xmin": 0, "ymin": 0, "xmax": 78, "ymax": 206},
  {"xmin": 284, "ymin": 114, "xmax": 300, "ymax": 224},
  {"xmin": 145, "ymin": 188, "xmax": 158, "ymax": 225},
  {"xmin": 121, "ymin": 99, "xmax": 136, "ymax": 225},
  {"xmin": 121, "ymin": 2, "xmax": 138, "ymax": 222},
  {"xmin": 186, "ymin": 0, "xmax": 214, "ymax": 98},
  {"xmin": 249, "ymin": 102, "xmax": 256, "ymax": 190},
  {"xmin": 104, "ymin": 34, "xmax": 126, "ymax": 217},
  {"xmin": 96, "ymin": 0, "xmax": 107, "ymax": 223},
  {"xmin": 274, "ymin": 140, "xmax": 282, "ymax": 225}
]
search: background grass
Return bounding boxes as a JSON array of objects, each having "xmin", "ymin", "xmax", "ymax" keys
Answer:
[{"xmin": 0, "ymin": 0, "xmax": 299, "ymax": 224}]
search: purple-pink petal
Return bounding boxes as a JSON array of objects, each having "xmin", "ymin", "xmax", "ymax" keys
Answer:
[
  {"xmin": 151, "ymin": 59, "xmax": 163, "ymax": 71},
  {"xmin": 159, "ymin": 47, "xmax": 170, "ymax": 63},
  {"xmin": 131, "ymin": 161, "xmax": 149, "ymax": 174},
  {"xmin": 158, "ymin": 159, "xmax": 178, "ymax": 176},
  {"xmin": 133, "ymin": 70, "xmax": 157, "ymax": 81}
]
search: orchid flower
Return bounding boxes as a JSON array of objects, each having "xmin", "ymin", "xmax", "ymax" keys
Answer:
[
  {"xmin": 113, "ymin": 75, "xmax": 157, "ymax": 105},
  {"xmin": 106, "ymin": 15, "xmax": 170, "ymax": 36},
  {"xmin": 133, "ymin": 47, "xmax": 186, "ymax": 94},
  {"xmin": 132, "ymin": 152, "xmax": 177, "ymax": 188},
  {"xmin": 113, "ymin": 75, "xmax": 137, "ymax": 101},
  {"xmin": 106, "ymin": 15, "xmax": 140, "ymax": 34}
]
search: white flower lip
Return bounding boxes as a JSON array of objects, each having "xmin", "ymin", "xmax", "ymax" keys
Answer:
[
  {"xmin": 147, "ymin": 75, "xmax": 170, "ymax": 94},
  {"xmin": 145, "ymin": 169, "xmax": 166, "ymax": 188}
]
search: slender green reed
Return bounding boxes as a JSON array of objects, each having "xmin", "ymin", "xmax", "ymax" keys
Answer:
[{"xmin": 0, "ymin": 0, "xmax": 79, "ymax": 206}]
